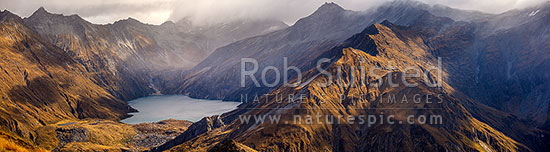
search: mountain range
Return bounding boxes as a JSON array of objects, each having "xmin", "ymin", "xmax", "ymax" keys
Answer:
[
  {"xmin": 0, "ymin": 0, "xmax": 549, "ymax": 151},
  {"xmin": 157, "ymin": 1, "xmax": 550, "ymax": 151},
  {"xmin": 0, "ymin": 6, "xmax": 286, "ymax": 151}
]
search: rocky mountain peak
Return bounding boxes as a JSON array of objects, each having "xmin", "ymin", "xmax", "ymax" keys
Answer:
[
  {"xmin": 112, "ymin": 17, "xmax": 145, "ymax": 27},
  {"xmin": 313, "ymin": 2, "xmax": 345, "ymax": 15},
  {"xmin": 160, "ymin": 20, "xmax": 175, "ymax": 26},
  {"xmin": 26, "ymin": 6, "xmax": 90, "ymax": 26},
  {"xmin": 30, "ymin": 6, "xmax": 52, "ymax": 17},
  {"xmin": 291, "ymin": 2, "xmax": 351, "ymax": 34},
  {"xmin": 124, "ymin": 17, "xmax": 141, "ymax": 23},
  {"xmin": 0, "ymin": 10, "xmax": 22, "ymax": 23},
  {"xmin": 380, "ymin": 20, "xmax": 397, "ymax": 27},
  {"xmin": 361, "ymin": 23, "xmax": 383, "ymax": 35}
]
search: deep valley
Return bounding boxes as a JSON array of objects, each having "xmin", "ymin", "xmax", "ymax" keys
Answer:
[{"xmin": 0, "ymin": 0, "xmax": 550, "ymax": 152}]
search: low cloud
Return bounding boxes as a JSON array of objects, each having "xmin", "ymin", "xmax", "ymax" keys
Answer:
[
  {"xmin": 0, "ymin": 0, "xmax": 547, "ymax": 25},
  {"xmin": 168, "ymin": 0, "xmax": 391, "ymax": 26}
]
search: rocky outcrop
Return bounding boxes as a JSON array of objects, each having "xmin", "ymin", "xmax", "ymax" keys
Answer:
[
  {"xmin": 32, "ymin": 119, "xmax": 192, "ymax": 152},
  {"xmin": 151, "ymin": 115, "xmax": 225, "ymax": 152},
  {"xmin": 129, "ymin": 119, "xmax": 192, "ymax": 150},
  {"xmin": 207, "ymin": 140, "xmax": 258, "ymax": 152}
]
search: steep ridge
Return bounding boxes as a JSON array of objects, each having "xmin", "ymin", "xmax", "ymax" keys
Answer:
[
  {"xmin": 0, "ymin": 10, "xmax": 135, "ymax": 142},
  {"xmin": 159, "ymin": 21, "xmax": 548, "ymax": 151},
  {"xmin": 163, "ymin": 2, "xmax": 469, "ymax": 102}
]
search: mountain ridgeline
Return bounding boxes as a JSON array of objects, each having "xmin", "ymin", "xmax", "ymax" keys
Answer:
[
  {"xmin": 163, "ymin": 1, "xmax": 550, "ymax": 129},
  {"xmin": 0, "ymin": 1, "xmax": 549, "ymax": 151},
  {"xmin": 156, "ymin": 1, "xmax": 550, "ymax": 151},
  {"xmin": 161, "ymin": 1, "xmax": 494, "ymax": 101},
  {"xmin": 0, "ymin": 6, "xmax": 286, "ymax": 151}
]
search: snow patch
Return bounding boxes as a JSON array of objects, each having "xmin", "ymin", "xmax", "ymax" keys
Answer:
[{"xmin": 528, "ymin": 10, "xmax": 540, "ymax": 16}]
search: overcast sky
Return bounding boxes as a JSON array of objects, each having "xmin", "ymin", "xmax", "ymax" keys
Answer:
[{"xmin": 0, "ymin": 0, "xmax": 546, "ymax": 25}]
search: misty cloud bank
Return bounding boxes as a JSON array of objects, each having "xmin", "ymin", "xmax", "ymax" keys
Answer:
[{"xmin": 0, "ymin": 0, "xmax": 546, "ymax": 25}]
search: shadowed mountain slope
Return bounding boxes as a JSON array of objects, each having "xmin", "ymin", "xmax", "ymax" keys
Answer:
[
  {"xmin": 156, "ymin": 21, "xmax": 548, "ymax": 151},
  {"xmin": 162, "ymin": 2, "xmax": 468, "ymax": 102}
]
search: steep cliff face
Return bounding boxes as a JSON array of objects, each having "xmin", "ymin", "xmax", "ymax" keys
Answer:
[
  {"xmin": 161, "ymin": 22, "xmax": 548, "ymax": 151},
  {"xmin": 25, "ymin": 7, "xmax": 208, "ymax": 70},
  {"xmin": 432, "ymin": 2, "xmax": 550, "ymax": 127},
  {"xmin": 0, "ymin": 10, "xmax": 135, "ymax": 141},
  {"xmin": 480, "ymin": 7, "xmax": 550, "ymax": 126},
  {"xmin": 22, "ymin": 8, "xmax": 197, "ymax": 100}
]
